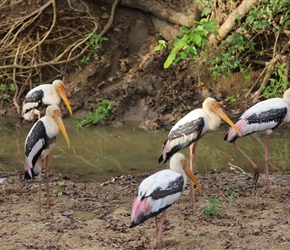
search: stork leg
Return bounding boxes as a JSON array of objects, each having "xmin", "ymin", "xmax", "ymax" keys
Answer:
[
  {"xmin": 156, "ymin": 210, "xmax": 166, "ymax": 249},
  {"xmin": 155, "ymin": 216, "xmax": 158, "ymax": 238},
  {"xmin": 45, "ymin": 153, "xmax": 53, "ymax": 209},
  {"xmin": 35, "ymin": 110, "xmax": 41, "ymax": 120},
  {"xmin": 232, "ymin": 141, "xmax": 259, "ymax": 189},
  {"xmin": 264, "ymin": 134, "xmax": 272, "ymax": 194},
  {"xmin": 189, "ymin": 143, "xmax": 197, "ymax": 210},
  {"xmin": 38, "ymin": 158, "xmax": 43, "ymax": 214}
]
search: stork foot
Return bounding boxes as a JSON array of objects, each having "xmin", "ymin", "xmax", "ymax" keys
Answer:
[
  {"xmin": 264, "ymin": 177, "xmax": 272, "ymax": 194},
  {"xmin": 264, "ymin": 188, "xmax": 272, "ymax": 194},
  {"xmin": 251, "ymin": 168, "xmax": 259, "ymax": 191}
]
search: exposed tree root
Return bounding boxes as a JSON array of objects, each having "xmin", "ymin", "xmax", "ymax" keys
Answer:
[
  {"xmin": 117, "ymin": 0, "xmax": 195, "ymax": 27},
  {"xmin": 0, "ymin": 0, "xmax": 100, "ymax": 114}
]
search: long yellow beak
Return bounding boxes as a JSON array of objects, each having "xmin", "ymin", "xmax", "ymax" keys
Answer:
[
  {"xmin": 212, "ymin": 102, "xmax": 242, "ymax": 136},
  {"xmin": 183, "ymin": 160, "xmax": 201, "ymax": 192},
  {"xmin": 57, "ymin": 84, "xmax": 73, "ymax": 116},
  {"xmin": 53, "ymin": 109, "xmax": 71, "ymax": 148}
]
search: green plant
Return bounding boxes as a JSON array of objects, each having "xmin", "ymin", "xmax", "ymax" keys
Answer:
[
  {"xmin": 74, "ymin": 215, "xmax": 86, "ymax": 221},
  {"xmin": 86, "ymin": 34, "xmax": 108, "ymax": 54},
  {"xmin": 227, "ymin": 190, "xmax": 235, "ymax": 201},
  {"xmin": 227, "ymin": 96, "xmax": 237, "ymax": 103},
  {"xmin": 0, "ymin": 83, "xmax": 16, "ymax": 100},
  {"xmin": 209, "ymin": 32, "xmax": 255, "ymax": 80},
  {"xmin": 198, "ymin": 0, "xmax": 212, "ymax": 17},
  {"xmin": 209, "ymin": 0, "xmax": 290, "ymax": 96},
  {"xmin": 159, "ymin": 18, "xmax": 218, "ymax": 68},
  {"xmin": 81, "ymin": 56, "xmax": 89, "ymax": 65},
  {"xmin": 154, "ymin": 40, "xmax": 167, "ymax": 52},
  {"xmin": 203, "ymin": 198, "xmax": 222, "ymax": 216},
  {"xmin": 263, "ymin": 63, "xmax": 288, "ymax": 98},
  {"xmin": 57, "ymin": 181, "xmax": 65, "ymax": 197},
  {"xmin": 76, "ymin": 100, "xmax": 114, "ymax": 129},
  {"xmin": 169, "ymin": 19, "xmax": 217, "ymax": 68}
]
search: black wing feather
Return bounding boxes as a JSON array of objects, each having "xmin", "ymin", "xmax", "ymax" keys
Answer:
[
  {"xmin": 247, "ymin": 108, "xmax": 287, "ymax": 128},
  {"xmin": 130, "ymin": 176, "xmax": 183, "ymax": 228},
  {"xmin": 159, "ymin": 117, "xmax": 204, "ymax": 163},
  {"xmin": 23, "ymin": 90, "xmax": 44, "ymax": 114},
  {"xmin": 150, "ymin": 175, "xmax": 183, "ymax": 200},
  {"xmin": 24, "ymin": 121, "xmax": 55, "ymax": 179},
  {"xmin": 25, "ymin": 89, "xmax": 44, "ymax": 103}
]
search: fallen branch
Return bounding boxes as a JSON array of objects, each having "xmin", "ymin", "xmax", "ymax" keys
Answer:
[{"xmin": 208, "ymin": 0, "xmax": 257, "ymax": 47}]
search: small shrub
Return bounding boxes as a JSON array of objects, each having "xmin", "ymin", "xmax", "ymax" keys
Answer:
[
  {"xmin": 203, "ymin": 197, "xmax": 223, "ymax": 216},
  {"xmin": 76, "ymin": 100, "xmax": 114, "ymax": 129}
]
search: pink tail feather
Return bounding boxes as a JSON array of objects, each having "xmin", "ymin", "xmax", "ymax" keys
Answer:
[
  {"xmin": 226, "ymin": 120, "xmax": 244, "ymax": 142},
  {"xmin": 130, "ymin": 196, "xmax": 153, "ymax": 227},
  {"xmin": 25, "ymin": 157, "xmax": 33, "ymax": 178}
]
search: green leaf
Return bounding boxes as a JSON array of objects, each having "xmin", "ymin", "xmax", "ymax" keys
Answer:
[
  {"xmin": 201, "ymin": 7, "xmax": 212, "ymax": 17},
  {"xmin": 164, "ymin": 52, "xmax": 176, "ymax": 68},
  {"xmin": 193, "ymin": 34, "xmax": 202, "ymax": 47}
]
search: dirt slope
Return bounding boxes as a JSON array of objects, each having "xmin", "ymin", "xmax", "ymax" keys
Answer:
[{"xmin": 1, "ymin": 171, "xmax": 290, "ymax": 250}]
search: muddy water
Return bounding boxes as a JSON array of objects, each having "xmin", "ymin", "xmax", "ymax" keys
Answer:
[{"xmin": 1, "ymin": 117, "xmax": 290, "ymax": 182}]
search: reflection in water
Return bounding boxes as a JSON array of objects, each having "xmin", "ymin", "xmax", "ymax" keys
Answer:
[{"xmin": 0, "ymin": 117, "xmax": 290, "ymax": 182}]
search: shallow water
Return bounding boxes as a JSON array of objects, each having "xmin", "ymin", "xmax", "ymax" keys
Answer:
[{"xmin": 0, "ymin": 116, "xmax": 290, "ymax": 182}]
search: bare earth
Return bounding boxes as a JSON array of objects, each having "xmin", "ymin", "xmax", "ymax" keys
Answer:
[{"xmin": 1, "ymin": 170, "xmax": 290, "ymax": 250}]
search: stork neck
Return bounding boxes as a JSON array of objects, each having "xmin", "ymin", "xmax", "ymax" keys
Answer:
[
  {"xmin": 170, "ymin": 165, "xmax": 187, "ymax": 189},
  {"xmin": 45, "ymin": 116, "xmax": 60, "ymax": 137},
  {"xmin": 51, "ymin": 84, "xmax": 60, "ymax": 99},
  {"xmin": 182, "ymin": 173, "xmax": 187, "ymax": 189},
  {"xmin": 205, "ymin": 108, "xmax": 221, "ymax": 130},
  {"xmin": 283, "ymin": 88, "xmax": 290, "ymax": 104}
]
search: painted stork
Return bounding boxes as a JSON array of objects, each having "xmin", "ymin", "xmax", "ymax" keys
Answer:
[
  {"xmin": 24, "ymin": 104, "xmax": 70, "ymax": 212},
  {"xmin": 224, "ymin": 88, "xmax": 290, "ymax": 193},
  {"xmin": 158, "ymin": 97, "xmax": 241, "ymax": 209},
  {"xmin": 22, "ymin": 79, "xmax": 72, "ymax": 121},
  {"xmin": 130, "ymin": 152, "xmax": 201, "ymax": 248}
]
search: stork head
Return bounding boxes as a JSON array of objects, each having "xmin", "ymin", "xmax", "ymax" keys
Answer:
[
  {"xmin": 52, "ymin": 80, "xmax": 73, "ymax": 116},
  {"xmin": 170, "ymin": 152, "xmax": 201, "ymax": 192},
  {"xmin": 47, "ymin": 104, "xmax": 71, "ymax": 148},
  {"xmin": 204, "ymin": 97, "xmax": 241, "ymax": 136}
]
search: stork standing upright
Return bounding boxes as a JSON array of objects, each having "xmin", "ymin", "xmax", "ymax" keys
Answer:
[
  {"xmin": 22, "ymin": 79, "xmax": 72, "ymax": 121},
  {"xmin": 224, "ymin": 88, "xmax": 290, "ymax": 193},
  {"xmin": 159, "ymin": 97, "xmax": 241, "ymax": 209},
  {"xmin": 130, "ymin": 153, "xmax": 201, "ymax": 248},
  {"xmin": 24, "ymin": 104, "xmax": 70, "ymax": 212}
]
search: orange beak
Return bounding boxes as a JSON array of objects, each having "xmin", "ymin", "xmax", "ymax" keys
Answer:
[
  {"xmin": 182, "ymin": 159, "xmax": 201, "ymax": 192},
  {"xmin": 57, "ymin": 84, "xmax": 73, "ymax": 116},
  {"xmin": 53, "ymin": 109, "xmax": 71, "ymax": 148},
  {"xmin": 212, "ymin": 101, "xmax": 241, "ymax": 136}
]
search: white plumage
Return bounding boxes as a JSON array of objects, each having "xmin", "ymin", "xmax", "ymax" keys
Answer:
[
  {"xmin": 159, "ymin": 97, "xmax": 241, "ymax": 163},
  {"xmin": 225, "ymin": 88, "xmax": 290, "ymax": 193},
  {"xmin": 136, "ymin": 169, "xmax": 183, "ymax": 215},
  {"xmin": 24, "ymin": 104, "xmax": 70, "ymax": 212},
  {"xmin": 159, "ymin": 97, "xmax": 241, "ymax": 209},
  {"xmin": 22, "ymin": 80, "xmax": 72, "ymax": 121},
  {"xmin": 130, "ymin": 153, "xmax": 201, "ymax": 247}
]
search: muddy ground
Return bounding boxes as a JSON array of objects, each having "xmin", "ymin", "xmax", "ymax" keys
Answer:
[
  {"xmin": 1, "ymin": 170, "xmax": 290, "ymax": 250},
  {"xmin": 1, "ymin": 1, "xmax": 290, "ymax": 250}
]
